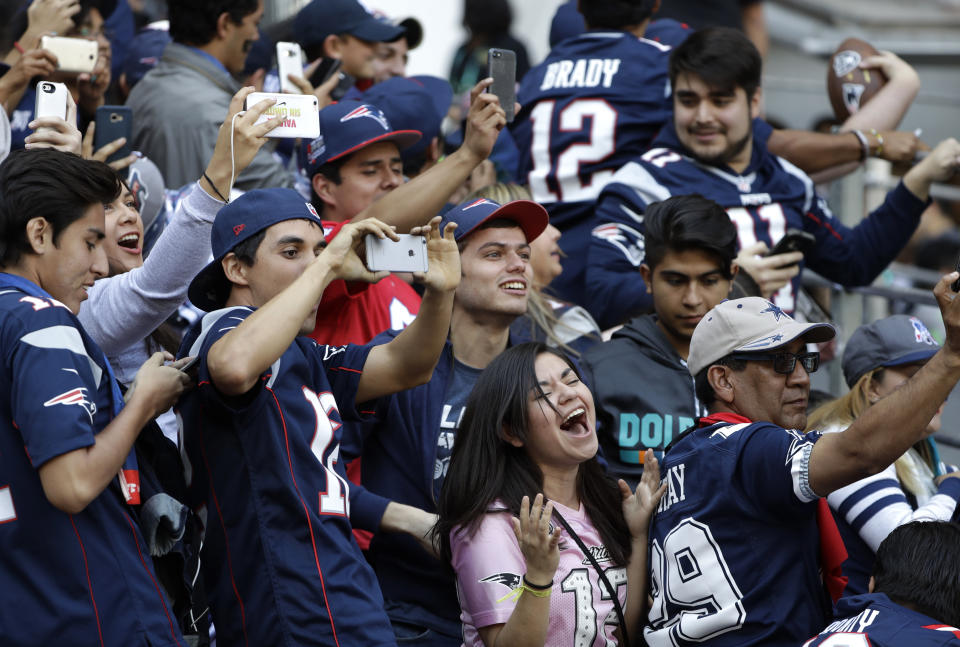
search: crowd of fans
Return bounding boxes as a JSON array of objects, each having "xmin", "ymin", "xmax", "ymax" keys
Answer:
[{"xmin": 1, "ymin": 0, "xmax": 959, "ymax": 646}]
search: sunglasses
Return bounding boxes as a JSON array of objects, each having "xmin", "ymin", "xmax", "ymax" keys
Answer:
[{"xmin": 730, "ymin": 351, "xmax": 820, "ymax": 375}]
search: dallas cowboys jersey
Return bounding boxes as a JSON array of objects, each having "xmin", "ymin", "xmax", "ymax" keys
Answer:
[
  {"xmin": 0, "ymin": 278, "xmax": 183, "ymax": 646},
  {"xmin": 587, "ymin": 121, "xmax": 927, "ymax": 327},
  {"xmin": 177, "ymin": 307, "xmax": 395, "ymax": 646},
  {"xmin": 511, "ymin": 30, "xmax": 675, "ymax": 306},
  {"xmin": 803, "ymin": 593, "xmax": 960, "ymax": 646},
  {"xmin": 645, "ymin": 421, "xmax": 830, "ymax": 646}
]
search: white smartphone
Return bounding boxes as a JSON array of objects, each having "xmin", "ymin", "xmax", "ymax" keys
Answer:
[
  {"xmin": 244, "ymin": 92, "xmax": 320, "ymax": 139},
  {"xmin": 276, "ymin": 41, "xmax": 304, "ymax": 94},
  {"xmin": 40, "ymin": 36, "xmax": 98, "ymax": 74},
  {"xmin": 365, "ymin": 234, "xmax": 429, "ymax": 273},
  {"xmin": 34, "ymin": 81, "xmax": 70, "ymax": 123}
]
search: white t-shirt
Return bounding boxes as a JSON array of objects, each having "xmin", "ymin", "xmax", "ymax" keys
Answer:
[{"xmin": 451, "ymin": 500, "xmax": 627, "ymax": 647}]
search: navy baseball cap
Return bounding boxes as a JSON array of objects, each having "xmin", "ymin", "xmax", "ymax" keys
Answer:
[
  {"xmin": 842, "ymin": 315, "xmax": 940, "ymax": 387},
  {"xmin": 363, "ymin": 76, "xmax": 452, "ymax": 160},
  {"xmin": 294, "ymin": 0, "xmax": 404, "ymax": 50},
  {"xmin": 441, "ymin": 198, "xmax": 549, "ymax": 244},
  {"xmin": 188, "ymin": 188, "xmax": 324, "ymax": 311},
  {"xmin": 301, "ymin": 100, "xmax": 420, "ymax": 177},
  {"xmin": 121, "ymin": 28, "xmax": 170, "ymax": 88},
  {"xmin": 549, "ymin": 0, "xmax": 586, "ymax": 48}
]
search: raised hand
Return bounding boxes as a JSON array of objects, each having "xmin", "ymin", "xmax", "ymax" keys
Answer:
[
  {"xmin": 461, "ymin": 78, "xmax": 511, "ymax": 164},
  {"xmin": 735, "ymin": 242, "xmax": 802, "ymax": 299},
  {"xmin": 619, "ymin": 450, "xmax": 668, "ymax": 540},
  {"xmin": 284, "ymin": 72, "xmax": 340, "ymax": 111},
  {"xmin": 410, "ymin": 216, "xmax": 460, "ymax": 293},
  {"xmin": 321, "ymin": 217, "xmax": 398, "ymax": 283},
  {"xmin": 126, "ymin": 352, "xmax": 193, "ymax": 418},
  {"xmin": 21, "ymin": 0, "xmax": 81, "ymax": 49},
  {"xmin": 24, "ymin": 90, "xmax": 80, "ymax": 154},
  {"xmin": 511, "ymin": 494, "xmax": 561, "ymax": 587},
  {"xmin": 82, "ymin": 121, "xmax": 138, "ymax": 171}
]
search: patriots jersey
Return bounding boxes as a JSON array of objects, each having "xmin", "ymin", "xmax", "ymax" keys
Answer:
[
  {"xmin": 177, "ymin": 307, "xmax": 395, "ymax": 646},
  {"xmin": 0, "ymin": 280, "xmax": 183, "ymax": 646},
  {"xmin": 803, "ymin": 593, "xmax": 960, "ymax": 646},
  {"xmin": 645, "ymin": 421, "xmax": 830, "ymax": 647},
  {"xmin": 511, "ymin": 30, "xmax": 675, "ymax": 306},
  {"xmin": 587, "ymin": 121, "xmax": 927, "ymax": 328}
]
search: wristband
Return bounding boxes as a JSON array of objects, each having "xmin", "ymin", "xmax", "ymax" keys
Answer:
[
  {"xmin": 202, "ymin": 172, "xmax": 229, "ymax": 203},
  {"xmin": 523, "ymin": 575, "xmax": 553, "ymax": 590},
  {"xmin": 497, "ymin": 578, "xmax": 553, "ymax": 603},
  {"xmin": 869, "ymin": 128, "xmax": 884, "ymax": 157},
  {"xmin": 852, "ymin": 130, "xmax": 869, "ymax": 162}
]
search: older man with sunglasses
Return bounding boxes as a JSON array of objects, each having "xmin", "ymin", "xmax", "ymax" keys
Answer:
[{"xmin": 643, "ymin": 287, "xmax": 960, "ymax": 647}]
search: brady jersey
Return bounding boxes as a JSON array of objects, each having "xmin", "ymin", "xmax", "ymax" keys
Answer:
[
  {"xmin": 0, "ymin": 278, "xmax": 183, "ymax": 646},
  {"xmin": 803, "ymin": 593, "xmax": 960, "ymax": 646},
  {"xmin": 452, "ymin": 501, "xmax": 627, "ymax": 647},
  {"xmin": 511, "ymin": 30, "xmax": 675, "ymax": 306},
  {"xmin": 178, "ymin": 307, "xmax": 395, "ymax": 646},
  {"xmin": 587, "ymin": 121, "xmax": 926, "ymax": 328},
  {"xmin": 645, "ymin": 421, "xmax": 830, "ymax": 647}
]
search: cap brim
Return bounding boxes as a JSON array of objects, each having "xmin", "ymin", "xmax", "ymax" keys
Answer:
[
  {"xmin": 188, "ymin": 258, "xmax": 231, "ymax": 312},
  {"xmin": 349, "ymin": 18, "xmax": 405, "ymax": 43},
  {"xmin": 460, "ymin": 200, "xmax": 549, "ymax": 243},
  {"xmin": 734, "ymin": 321, "xmax": 836, "ymax": 353},
  {"xmin": 325, "ymin": 129, "xmax": 422, "ymax": 163},
  {"xmin": 883, "ymin": 348, "xmax": 939, "ymax": 368}
]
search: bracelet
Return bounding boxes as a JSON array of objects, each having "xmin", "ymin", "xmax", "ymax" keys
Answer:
[
  {"xmin": 496, "ymin": 578, "xmax": 553, "ymax": 603},
  {"xmin": 869, "ymin": 128, "xmax": 884, "ymax": 157},
  {"xmin": 851, "ymin": 130, "xmax": 869, "ymax": 162},
  {"xmin": 523, "ymin": 575, "xmax": 553, "ymax": 590},
  {"xmin": 13, "ymin": 41, "xmax": 25, "ymax": 55},
  {"xmin": 202, "ymin": 171, "xmax": 229, "ymax": 203}
]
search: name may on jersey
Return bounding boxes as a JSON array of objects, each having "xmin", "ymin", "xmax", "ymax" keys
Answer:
[{"xmin": 540, "ymin": 58, "xmax": 622, "ymax": 91}]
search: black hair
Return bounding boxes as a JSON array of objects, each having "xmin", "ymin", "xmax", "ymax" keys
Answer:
[
  {"xmin": 643, "ymin": 194, "xmax": 738, "ymax": 277},
  {"xmin": 309, "ymin": 156, "xmax": 348, "ymax": 214},
  {"xmin": 694, "ymin": 355, "xmax": 747, "ymax": 409},
  {"xmin": 230, "ymin": 229, "xmax": 267, "ymax": 266},
  {"xmin": 872, "ymin": 521, "xmax": 960, "ymax": 627},
  {"xmin": 0, "ymin": 149, "xmax": 120, "ymax": 268},
  {"xmin": 462, "ymin": 0, "xmax": 511, "ymax": 39},
  {"xmin": 167, "ymin": 0, "xmax": 260, "ymax": 46},
  {"xmin": 434, "ymin": 342, "xmax": 632, "ymax": 568},
  {"xmin": 669, "ymin": 27, "xmax": 762, "ymax": 100},
  {"xmin": 579, "ymin": 0, "xmax": 655, "ymax": 30}
]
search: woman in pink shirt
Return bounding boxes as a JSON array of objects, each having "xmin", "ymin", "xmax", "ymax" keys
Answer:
[{"xmin": 435, "ymin": 342, "xmax": 664, "ymax": 647}]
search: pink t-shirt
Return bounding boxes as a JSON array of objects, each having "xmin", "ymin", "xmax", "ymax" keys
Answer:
[{"xmin": 450, "ymin": 500, "xmax": 627, "ymax": 647}]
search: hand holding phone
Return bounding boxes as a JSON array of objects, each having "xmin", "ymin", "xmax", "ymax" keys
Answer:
[
  {"xmin": 487, "ymin": 48, "xmax": 517, "ymax": 122},
  {"xmin": 244, "ymin": 92, "xmax": 320, "ymax": 139},
  {"xmin": 766, "ymin": 229, "xmax": 816, "ymax": 268},
  {"xmin": 34, "ymin": 81, "xmax": 70, "ymax": 124},
  {"xmin": 365, "ymin": 234, "xmax": 429, "ymax": 273},
  {"xmin": 276, "ymin": 41, "xmax": 304, "ymax": 94},
  {"xmin": 40, "ymin": 35, "xmax": 98, "ymax": 74},
  {"xmin": 93, "ymin": 106, "xmax": 133, "ymax": 164}
]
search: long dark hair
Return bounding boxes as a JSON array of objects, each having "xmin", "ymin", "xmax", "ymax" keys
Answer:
[{"xmin": 435, "ymin": 342, "xmax": 631, "ymax": 567}]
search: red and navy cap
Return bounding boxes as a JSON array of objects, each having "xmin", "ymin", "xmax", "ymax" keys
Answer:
[
  {"xmin": 440, "ymin": 198, "xmax": 549, "ymax": 244},
  {"xmin": 188, "ymin": 188, "xmax": 324, "ymax": 311},
  {"xmin": 302, "ymin": 100, "xmax": 421, "ymax": 177}
]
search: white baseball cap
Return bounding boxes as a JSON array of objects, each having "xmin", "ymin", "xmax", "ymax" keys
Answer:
[{"xmin": 687, "ymin": 297, "xmax": 836, "ymax": 376}]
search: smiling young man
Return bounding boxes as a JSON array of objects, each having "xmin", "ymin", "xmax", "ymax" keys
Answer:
[
  {"xmin": 582, "ymin": 195, "xmax": 737, "ymax": 484},
  {"xmin": 0, "ymin": 149, "xmax": 191, "ymax": 647},
  {"xmin": 177, "ymin": 187, "xmax": 463, "ymax": 646},
  {"xmin": 643, "ymin": 277, "xmax": 960, "ymax": 646},
  {"xmin": 339, "ymin": 197, "xmax": 548, "ymax": 645},
  {"xmin": 587, "ymin": 27, "xmax": 960, "ymax": 328}
]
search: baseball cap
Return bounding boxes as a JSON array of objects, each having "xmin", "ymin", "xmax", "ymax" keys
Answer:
[
  {"xmin": 301, "ymin": 100, "xmax": 421, "ymax": 177},
  {"xmin": 362, "ymin": 76, "xmax": 452, "ymax": 160},
  {"xmin": 549, "ymin": 0, "xmax": 586, "ymax": 48},
  {"xmin": 188, "ymin": 188, "xmax": 324, "ymax": 311},
  {"xmin": 842, "ymin": 315, "xmax": 940, "ymax": 387},
  {"xmin": 121, "ymin": 27, "xmax": 171, "ymax": 88},
  {"xmin": 440, "ymin": 198, "xmax": 549, "ymax": 244},
  {"xmin": 293, "ymin": 0, "xmax": 404, "ymax": 51},
  {"xmin": 687, "ymin": 297, "xmax": 836, "ymax": 376}
]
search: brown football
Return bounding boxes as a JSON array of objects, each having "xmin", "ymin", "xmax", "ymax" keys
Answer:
[{"xmin": 827, "ymin": 37, "xmax": 888, "ymax": 121}]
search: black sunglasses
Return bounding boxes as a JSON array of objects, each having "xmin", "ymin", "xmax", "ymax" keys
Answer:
[{"xmin": 730, "ymin": 351, "xmax": 820, "ymax": 375}]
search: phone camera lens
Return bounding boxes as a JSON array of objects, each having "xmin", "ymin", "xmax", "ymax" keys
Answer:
[{"xmin": 41, "ymin": 83, "xmax": 54, "ymax": 92}]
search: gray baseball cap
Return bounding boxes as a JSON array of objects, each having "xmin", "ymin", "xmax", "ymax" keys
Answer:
[
  {"xmin": 841, "ymin": 315, "xmax": 940, "ymax": 387},
  {"xmin": 687, "ymin": 297, "xmax": 836, "ymax": 376}
]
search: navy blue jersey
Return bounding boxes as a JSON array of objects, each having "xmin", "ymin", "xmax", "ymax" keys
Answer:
[
  {"xmin": 0, "ymin": 277, "xmax": 183, "ymax": 647},
  {"xmin": 587, "ymin": 122, "xmax": 927, "ymax": 328},
  {"xmin": 511, "ymin": 30, "xmax": 675, "ymax": 306},
  {"xmin": 803, "ymin": 593, "xmax": 960, "ymax": 646},
  {"xmin": 177, "ymin": 307, "xmax": 395, "ymax": 647},
  {"xmin": 645, "ymin": 420, "xmax": 830, "ymax": 646}
]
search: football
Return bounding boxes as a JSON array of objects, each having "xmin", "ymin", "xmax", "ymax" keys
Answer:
[{"xmin": 827, "ymin": 37, "xmax": 888, "ymax": 121}]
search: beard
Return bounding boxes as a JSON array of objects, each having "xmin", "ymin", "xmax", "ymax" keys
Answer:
[{"xmin": 686, "ymin": 129, "xmax": 752, "ymax": 169}]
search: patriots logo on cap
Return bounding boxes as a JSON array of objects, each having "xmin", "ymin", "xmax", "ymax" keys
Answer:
[
  {"xmin": 910, "ymin": 316, "xmax": 936, "ymax": 345},
  {"xmin": 340, "ymin": 105, "xmax": 390, "ymax": 130},
  {"xmin": 305, "ymin": 202, "xmax": 320, "ymax": 219},
  {"xmin": 462, "ymin": 198, "xmax": 495, "ymax": 211},
  {"xmin": 44, "ymin": 387, "xmax": 97, "ymax": 423},
  {"xmin": 759, "ymin": 303, "xmax": 787, "ymax": 321}
]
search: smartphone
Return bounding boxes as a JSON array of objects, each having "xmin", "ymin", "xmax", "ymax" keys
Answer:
[
  {"xmin": 34, "ymin": 81, "xmax": 70, "ymax": 127},
  {"xmin": 40, "ymin": 35, "xmax": 98, "ymax": 74},
  {"xmin": 365, "ymin": 234, "xmax": 429, "ymax": 273},
  {"xmin": 94, "ymin": 106, "xmax": 133, "ymax": 164},
  {"xmin": 308, "ymin": 58, "xmax": 355, "ymax": 102},
  {"xmin": 487, "ymin": 48, "xmax": 517, "ymax": 122},
  {"xmin": 276, "ymin": 41, "xmax": 304, "ymax": 94},
  {"xmin": 244, "ymin": 92, "xmax": 320, "ymax": 139},
  {"xmin": 768, "ymin": 229, "xmax": 816, "ymax": 259},
  {"xmin": 178, "ymin": 356, "xmax": 200, "ymax": 377}
]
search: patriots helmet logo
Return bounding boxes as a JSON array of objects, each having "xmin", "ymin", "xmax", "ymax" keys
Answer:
[
  {"xmin": 462, "ymin": 198, "xmax": 495, "ymax": 211},
  {"xmin": 340, "ymin": 105, "xmax": 390, "ymax": 131},
  {"xmin": 480, "ymin": 572, "xmax": 522, "ymax": 590},
  {"xmin": 44, "ymin": 387, "xmax": 97, "ymax": 423}
]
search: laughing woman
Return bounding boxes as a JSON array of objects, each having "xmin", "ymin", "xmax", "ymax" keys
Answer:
[{"xmin": 435, "ymin": 342, "xmax": 665, "ymax": 647}]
